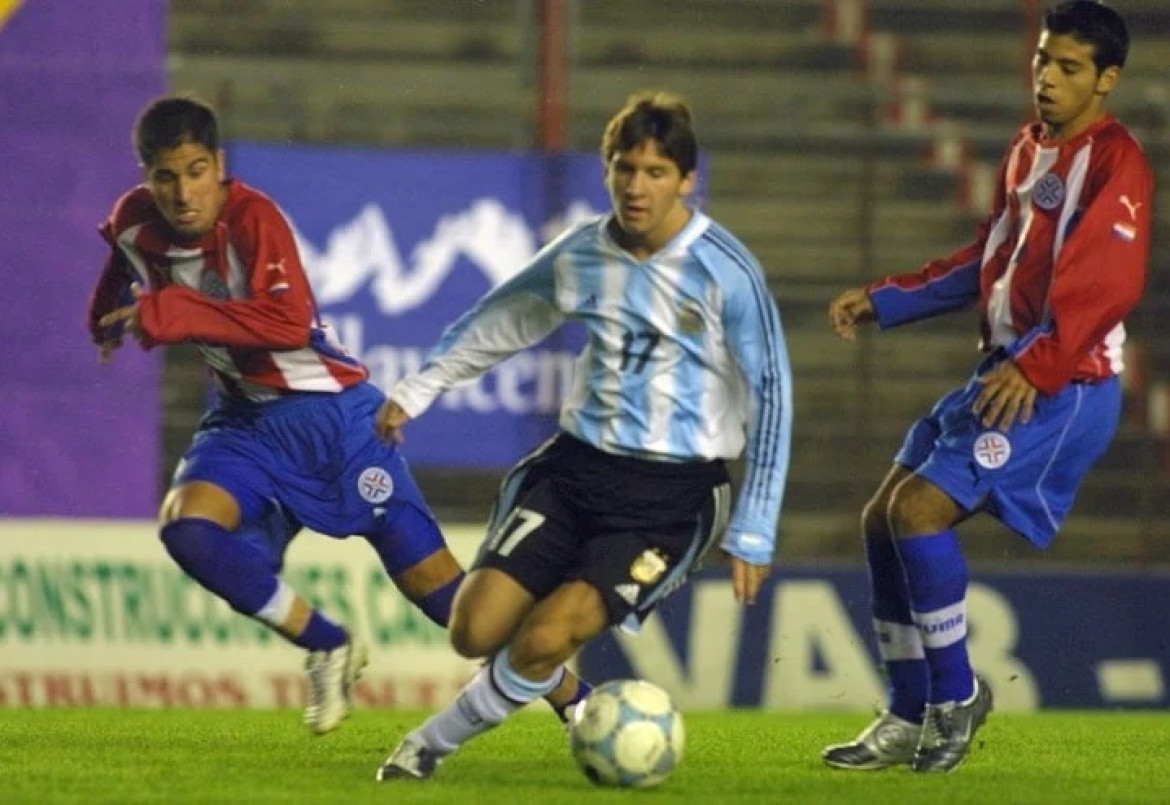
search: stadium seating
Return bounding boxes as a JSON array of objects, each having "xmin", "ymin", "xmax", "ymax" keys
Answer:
[{"xmin": 168, "ymin": 0, "xmax": 1170, "ymax": 563}]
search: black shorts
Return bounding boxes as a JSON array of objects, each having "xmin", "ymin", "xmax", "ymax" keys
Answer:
[{"xmin": 475, "ymin": 433, "xmax": 732, "ymax": 628}]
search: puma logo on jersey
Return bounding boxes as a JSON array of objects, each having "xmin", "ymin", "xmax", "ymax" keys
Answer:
[
  {"xmin": 1119, "ymin": 195, "xmax": 1142, "ymax": 220},
  {"xmin": 265, "ymin": 258, "xmax": 291, "ymax": 293}
]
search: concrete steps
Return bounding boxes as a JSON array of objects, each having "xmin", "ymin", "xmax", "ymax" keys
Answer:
[{"xmin": 163, "ymin": 0, "xmax": 1170, "ymax": 564}]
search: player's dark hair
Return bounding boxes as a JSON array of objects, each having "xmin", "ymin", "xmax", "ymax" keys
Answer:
[
  {"xmin": 134, "ymin": 95, "xmax": 221, "ymax": 167},
  {"xmin": 1044, "ymin": 1, "xmax": 1129, "ymax": 70},
  {"xmin": 601, "ymin": 91, "xmax": 698, "ymax": 176}
]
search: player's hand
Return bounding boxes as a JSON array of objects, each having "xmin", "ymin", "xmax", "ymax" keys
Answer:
[
  {"xmin": 828, "ymin": 287, "xmax": 877, "ymax": 341},
  {"xmin": 376, "ymin": 399, "xmax": 412, "ymax": 443},
  {"xmin": 729, "ymin": 556, "xmax": 771, "ymax": 605},
  {"xmin": 97, "ymin": 283, "xmax": 146, "ymax": 350},
  {"xmin": 972, "ymin": 360, "xmax": 1038, "ymax": 431},
  {"xmin": 97, "ymin": 335, "xmax": 124, "ymax": 364}
]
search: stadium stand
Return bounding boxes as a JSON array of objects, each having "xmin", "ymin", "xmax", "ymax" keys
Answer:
[{"xmin": 168, "ymin": 0, "xmax": 1170, "ymax": 564}]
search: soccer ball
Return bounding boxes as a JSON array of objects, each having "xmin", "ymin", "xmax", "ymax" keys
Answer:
[{"xmin": 568, "ymin": 679, "xmax": 684, "ymax": 788}]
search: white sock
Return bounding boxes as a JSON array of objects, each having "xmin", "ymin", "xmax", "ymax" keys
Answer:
[
  {"xmin": 413, "ymin": 648, "xmax": 562, "ymax": 754},
  {"xmin": 254, "ymin": 578, "xmax": 296, "ymax": 629}
]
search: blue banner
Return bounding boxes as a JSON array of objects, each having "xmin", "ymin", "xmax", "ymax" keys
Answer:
[
  {"xmin": 578, "ymin": 565, "xmax": 1170, "ymax": 711},
  {"xmin": 230, "ymin": 143, "xmax": 610, "ymax": 468}
]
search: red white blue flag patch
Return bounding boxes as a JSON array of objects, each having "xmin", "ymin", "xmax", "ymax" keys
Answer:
[{"xmin": 1112, "ymin": 222, "xmax": 1137, "ymax": 242}]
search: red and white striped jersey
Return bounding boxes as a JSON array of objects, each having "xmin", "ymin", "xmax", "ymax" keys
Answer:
[
  {"xmin": 868, "ymin": 115, "xmax": 1152, "ymax": 395},
  {"xmin": 88, "ymin": 179, "xmax": 368, "ymax": 401}
]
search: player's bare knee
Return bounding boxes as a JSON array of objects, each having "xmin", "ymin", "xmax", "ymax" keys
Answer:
[
  {"xmin": 887, "ymin": 473, "xmax": 964, "ymax": 538},
  {"xmin": 886, "ymin": 489, "xmax": 919, "ymax": 537},
  {"xmin": 447, "ymin": 627, "xmax": 478, "ymax": 659},
  {"xmin": 887, "ymin": 488, "xmax": 943, "ymax": 538},
  {"xmin": 509, "ymin": 621, "xmax": 574, "ymax": 678},
  {"xmin": 861, "ymin": 494, "xmax": 892, "ymax": 540},
  {"xmin": 447, "ymin": 613, "xmax": 495, "ymax": 659},
  {"xmin": 448, "ymin": 599, "xmax": 514, "ymax": 659}
]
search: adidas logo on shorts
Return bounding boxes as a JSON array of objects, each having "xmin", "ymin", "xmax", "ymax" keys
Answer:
[{"xmin": 614, "ymin": 583, "xmax": 640, "ymax": 605}]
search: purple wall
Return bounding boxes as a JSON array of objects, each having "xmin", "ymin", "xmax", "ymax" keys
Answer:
[{"xmin": 0, "ymin": 2, "xmax": 164, "ymax": 516}]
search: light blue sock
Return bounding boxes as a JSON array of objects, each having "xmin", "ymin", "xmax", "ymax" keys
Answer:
[
  {"xmin": 415, "ymin": 646, "xmax": 562, "ymax": 753},
  {"xmin": 490, "ymin": 646, "xmax": 564, "ymax": 704}
]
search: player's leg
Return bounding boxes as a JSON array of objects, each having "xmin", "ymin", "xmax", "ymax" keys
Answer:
[
  {"xmin": 160, "ymin": 478, "xmax": 366, "ymax": 732},
  {"xmin": 885, "ymin": 473, "xmax": 991, "ymax": 773},
  {"xmin": 823, "ymin": 381, "xmax": 985, "ymax": 771},
  {"xmin": 355, "ymin": 426, "xmax": 595, "ymax": 715},
  {"xmin": 487, "ymin": 447, "xmax": 730, "ymax": 754},
  {"xmin": 377, "ymin": 446, "xmax": 726, "ymax": 781},
  {"xmin": 489, "ymin": 441, "xmax": 731, "ymax": 723},
  {"xmin": 897, "ymin": 374, "xmax": 1122, "ymax": 773},
  {"xmin": 888, "ymin": 474, "xmax": 972, "ymax": 703},
  {"xmin": 160, "ymin": 472, "xmax": 358, "ymax": 647},
  {"xmin": 463, "ymin": 436, "xmax": 597, "ymax": 716},
  {"xmin": 365, "ymin": 500, "xmax": 465, "ymax": 628},
  {"xmin": 378, "ymin": 442, "xmax": 584, "ymax": 781},
  {"xmin": 377, "ymin": 567, "xmax": 552, "ymax": 781},
  {"xmin": 171, "ymin": 402, "xmax": 372, "ymax": 734},
  {"xmin": 884, "ymin": 373, "xmax": 1007, "ymax": 773},
  {"xmin": 822, "ymin": 464, "xmax": 930, "ymax": 771}
]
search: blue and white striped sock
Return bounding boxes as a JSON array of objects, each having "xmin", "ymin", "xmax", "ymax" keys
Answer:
[{"xmin": 894, "ymin": 529, "xmax": 975, "ymax": 705}]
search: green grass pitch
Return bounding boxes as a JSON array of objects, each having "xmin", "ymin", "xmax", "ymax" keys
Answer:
[{"xmin": 3, "ymin": 708, "xmax": 1169, "ymax": 803}]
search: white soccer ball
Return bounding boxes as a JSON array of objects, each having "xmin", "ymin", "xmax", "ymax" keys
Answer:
[{"xmin": 568, "ymin": 679, "xmax": 684, "ymax": 788}]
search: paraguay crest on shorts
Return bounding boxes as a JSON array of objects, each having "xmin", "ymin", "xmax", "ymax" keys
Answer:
[
  {"xmin": 973, "ymin": 431, "xmax": 1012, "ymax": 470},
  {"xmin": 629, "ymin": 549, "xmax": 668, "ymax": 584},
  {"xmin": 357, "ymin": 466, "xmax": 394, "ymax": 503}
]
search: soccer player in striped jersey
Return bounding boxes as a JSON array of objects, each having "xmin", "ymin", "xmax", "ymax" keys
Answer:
[
  {"xmin": 89, "ymin": 96, "xmax": 589, "ymax": 736},
  {"xmin": 822, "ymin": 1, "xmax": 1151, "ymax": 774},
  {"xmin": 375, "ymin": 90, "xmax": 793, "ymax": 781}
]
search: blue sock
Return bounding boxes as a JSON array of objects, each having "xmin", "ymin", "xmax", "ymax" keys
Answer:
[
  {"xmin": 865, "ymin": 536, "xmax": 928, "ymax": 723},
  {"xmin": 161, "ymin": 518, "xmax": 346, "ymax": 652},
  {"xmin": 894, "ymin": 529, "xmax": 975, "ymax": 704},
  {"xmin": 160, "ymin": 518, "xmax": 278, "ymax": 614},
  {"xmin": 552, "ymin": 676, "xmax": 594, "ymax": 723},
  {"xmin": 295, "ymin": 611, "xmax": 348, "ymax": 652},
  {"xmin": 414, "ymin": 575, "xmax": 463, "ymax": 627}
]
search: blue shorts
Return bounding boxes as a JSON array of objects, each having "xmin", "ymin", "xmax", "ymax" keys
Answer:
[
  {"xmin": 173, "ymin": 382, "xmax": 442, "ymax": 564},
  {"xmin": 896, "ymin": 354, "xmax": 1121, "ymax": 548}
]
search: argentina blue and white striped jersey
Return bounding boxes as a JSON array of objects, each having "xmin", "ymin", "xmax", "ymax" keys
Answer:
[{"xmin": 392, "ymin": 210, "xmax": 792, "ymax": 564}]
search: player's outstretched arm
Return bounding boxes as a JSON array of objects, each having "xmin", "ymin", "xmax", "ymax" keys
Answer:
[{"xmin": 828, "ymin": 287, "xmax": 877, "ymax": 341}]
